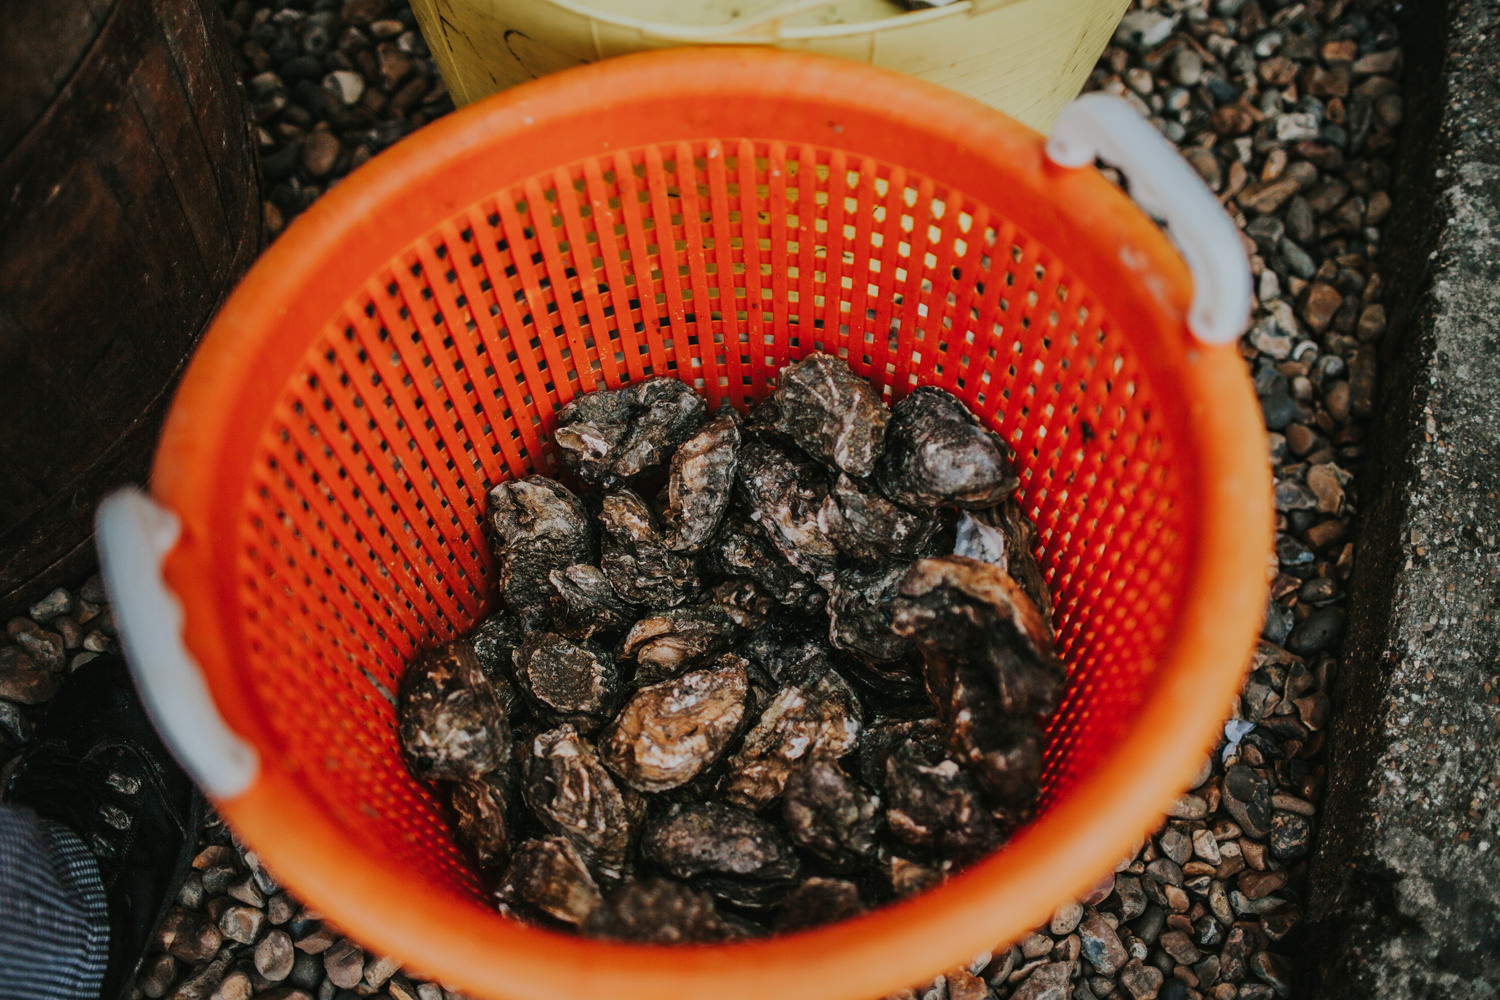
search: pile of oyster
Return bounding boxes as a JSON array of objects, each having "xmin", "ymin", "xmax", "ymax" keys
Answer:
[{"xmin": 397, "ymin": 353, "xmax": 1064, "ymax": 941}]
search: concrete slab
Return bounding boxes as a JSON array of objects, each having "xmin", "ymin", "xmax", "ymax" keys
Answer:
[{"xmin": 1301, "ymin": 1, "xmax": 1500, "ymax": 996}]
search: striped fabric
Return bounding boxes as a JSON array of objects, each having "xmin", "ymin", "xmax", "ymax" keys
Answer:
[{"xmin": 0, "ymin": 805, "xmax": 108, "ymax": 1000}]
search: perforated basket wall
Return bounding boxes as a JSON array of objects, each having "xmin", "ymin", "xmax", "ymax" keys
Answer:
[
  {"xmin": 149, "ymin": 50, "xmax": 1264, "ymax": 1000},
  {"xmin": 233, "ymin": 135, "xmax": 1184, "ymax": 900}
]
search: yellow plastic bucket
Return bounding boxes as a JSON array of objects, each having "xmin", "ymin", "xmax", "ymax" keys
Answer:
[{"xmin": 409, "ymin": 0, "xmax": 1130, "ymax": 131}]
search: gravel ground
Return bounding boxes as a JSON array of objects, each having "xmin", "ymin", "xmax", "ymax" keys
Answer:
[{"xmin": 0, "ymin": 0, "xmax": 1403, "ymax": 997}]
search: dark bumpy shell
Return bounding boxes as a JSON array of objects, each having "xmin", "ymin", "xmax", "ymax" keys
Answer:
[
  {"xmin": 892, "ymin": 556, "xmax": 1064, "ymax": 810},
  {"xmin": 553, "ymin": 378, "xmax": 707, "ymax": 486},
  {"xmin": 582, "ymin": 877, "xmax": 742, "ymax": 944},
  {"xmin": 876, "ymin": 387, "xmax": 1020, "ymax": 509},
  {"xmin": 547, "ymin": 564, "xmax": 639, "ymax": 639},
  {"xmin": 882, "ymin": 736, "xmax": 1000, "ymax": 864},
  {"xmin": 952, "ymin": 501, "xmax": 1055, "ymax": 633},
  {"xmin": 818, "ymin": 473, "xmax": 944, "ymax": 564},
  {"xmin": 773, "ymin": 877, "xmax": 866, "ymax": 933},
  {"xmin": 702, "ymin": 510, "xmax": 826, "ymax": 612},
  {"xmin": 450, "ymin": 771, "xmax": 515, "ymax": 874},
  {"xmin": 598, "ymin": 489, "xmax": 700, "ymax": 608},
  {"xmin": 641, "ymin": 802, "xmax": 801, "ymax": 908},
  {"xmin": 781, "ymin": 756, "xmax": 882, "ymax": 867},
  {"xmin": 770, "ymin": 353, "xmax": 890, "ymax": 478},
  {"xmin": 396, "ymin": 641, "xmax": 510, "ymax": 783},
  {"xmin": 621, "ymin": 604, "xmax": 743, "ymax": 685},
  {"xmin": 497, "ymin": 836, "xmax": 602, "ymax": 927},
  {"xmin": 522, "ymin": 725, "xmax": 641, "ymax": 882},
  {"xmin": 720, "ymin": 668, "xmax": 863, "ymax": 811},
  {"xmin": 734, "ymin": 439, "xmax": 838, "ymax": 584},
  {"xmin": 511, "ymin": 633, "xmax": 622, "ymax": 731},
  {"xmin": 488, "ymin": 477, "xmax": 596, "ymax": 625},
  {"xmin": 662, "ymin": 409, "xmax": 742, "ymax": 552},
  {"xmin": 599, "ymin": 657, "xmax": 750, "ymax": 793}
]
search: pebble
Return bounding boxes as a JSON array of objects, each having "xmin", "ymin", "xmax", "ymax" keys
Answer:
[
  {"xmin": 210, "ymin": 971, "xmax": 253, "ymax": 1000},
  {"xmin": 1079, "ymin": 912, "xmax": 1128, "ymax": 975},
  {"xmin": 172, "ymin": 951, "xmax": 234, "ymax": 1000},
  {"xmin": 1250, "ymin": 950, "xmax": 1293, "ymax": 995},
  {"xmin": 1119, "ymin": 958, "xmax": 1165, "ymax": 1000},
  {"xmin": 7, "ymin": 620, "xmax": 65, "ymax": 671},
  {"xmin": 1238, "ymin": 177, "xmax": 1300, "ymax": 215},
  {"xmin": 140, "ymin": 953, "xmax": 177, "ymax": 998},
  {"xmin": 268, "ymin": 893, "xmax": 298, "ymax": 925},
  {"xmin": 1115, "ymin": 11, "xmax": 1177, "ymax": 52},
  {"xmin": 289, "ymin": 951, "xmax": 323, "ymax": 990},
  {"xmin": 1020, "ymin": 932, "xmax": 1055, "ymax": 959},
  {"xmin": 28, "ymin": 589, "xmax": 74, "ymax": 622},
  {"xmin": 945, "ymin": 969, "xmax": 989, "ymax": 1000},
  {"xmin": 1300, "ymin": 283, "xmax": 1343, "ymax": 332},
  {"xmin": 324, "ymin": 69, "xmax": 365, "ymax": 105},
  {"xmin": 255, "ymin": 929, "xmax": 296, "ymax": 981},
  {"xmin": 219, "ymin": 904, "xmax": 266, "ymax": 945},
  {"xmin": 1169, "ymin": 47, "xmax": 1204, "ymax": 87},
  {"xmin": 158, "ymin": 908, "xmax": 223, "ymax": 963},
  {"xmin": 1010, "ymin": 961, "xmax": 1072, "ymax": 1000},
  {"xmin": 1050, "ymin": 901, "xmax": 1083, "ymax": 936},
  {"xmin": 1269, "ymin": 811, "xmax": 1312, "ymax": 860},
  {"xmin": 1259, "ymin": 393, "xmax": 1298, "ymax": 431},
  {"xmin": 365, "ymin": 954, "xmax": 402, "ymax": 989},
  {"xmin": 1248, "ymin": 319, "xmax": 1292, "ymax": 359},
  {"xmin": 1287, "ymin": 607, "xmax": 1345, "ymax": 654},
  {"xmin": 0, "ymin": 661, "xmax": 60, "ymax": 705},
  {"xmin": 302, "ymin": 129, "xmax": 340, "ymax": 177},
  {"xmin": 324, "ymin": 940, "xmax": 365, "ymax": 989},
  {"xmin": 1223, "ymin": 766, "xmax": 1272, "ymax": 838}
]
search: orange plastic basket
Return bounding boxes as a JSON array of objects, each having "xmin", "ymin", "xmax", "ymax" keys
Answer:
[{"xmin": 98, "ymin": 49, "xmax": 1270, "ymax": 1000}]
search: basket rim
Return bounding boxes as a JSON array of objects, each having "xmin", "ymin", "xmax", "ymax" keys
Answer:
[{"xmin": 151, "ymin": 46, "xmax": 1270, "ymax": 1000}]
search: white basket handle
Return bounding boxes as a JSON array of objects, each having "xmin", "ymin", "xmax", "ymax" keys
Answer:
[
  {"xmin": 1045, "ymin": 93, "xmax": 1251, "ymax": 346},
  {"xmin": 96, "ymin": 488, "xmax": 259, "ymax": 800}
]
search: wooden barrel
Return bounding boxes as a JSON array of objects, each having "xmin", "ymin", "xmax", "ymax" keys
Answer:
[{"xmin": 0, "ymin": 0, "xmax": 262, "ymax": 616}]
